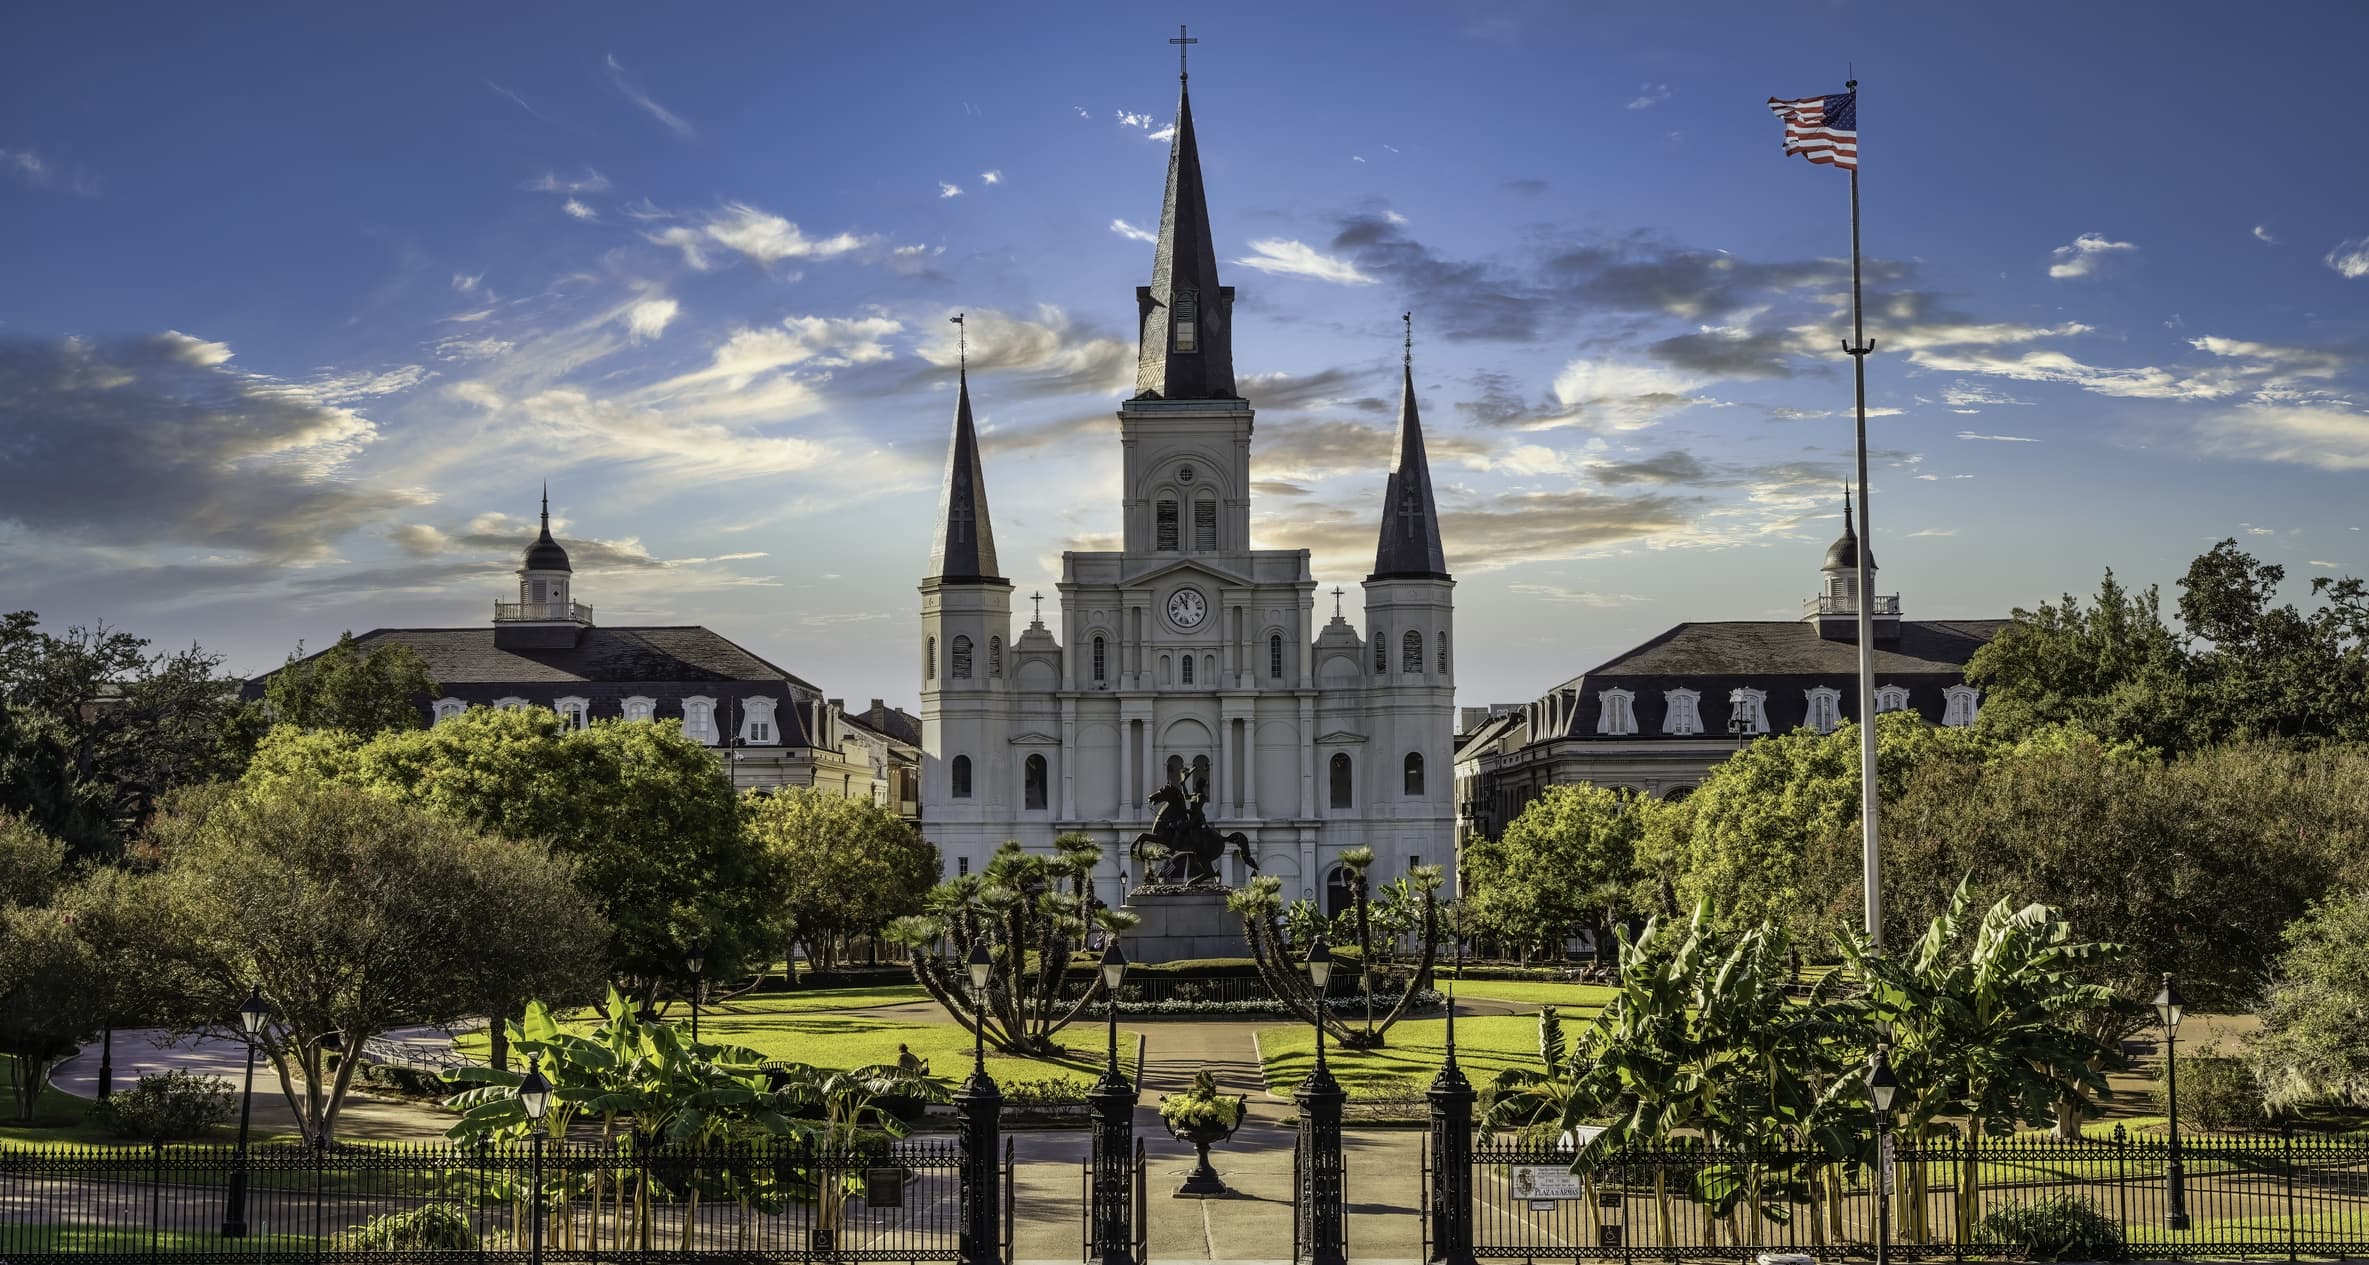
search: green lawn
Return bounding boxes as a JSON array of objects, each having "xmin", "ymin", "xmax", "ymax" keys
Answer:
[
  {"xmin": 456, "ymin": 1006, "xmax": 1142, "ymax": 1090},
  {"xmin": 1443, "ymin": 979, "xmax": 1619, "ymax": 1010},
  {"xmin": 715, "ymin": 985, "xmax": 930, "ymax": 1014},
  {"xmin": 1256, "ymin": 1014, "xmax": 1553, "ymax": 1095}
]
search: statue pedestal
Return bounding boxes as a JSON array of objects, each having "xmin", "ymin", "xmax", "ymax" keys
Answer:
[{"xmin": 1119, "ymin": 888, "xmax": 1242, "ymax": 963}]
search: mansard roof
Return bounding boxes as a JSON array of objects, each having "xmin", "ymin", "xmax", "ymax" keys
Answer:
[{"xmin": 252, "ymin": 625, "xmax": 819, "ymax": 693}]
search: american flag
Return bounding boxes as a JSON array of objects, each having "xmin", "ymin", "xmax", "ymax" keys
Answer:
[{"xmin": 1768, "ymin": 90, "xmax": 1857, "ymax": 170}]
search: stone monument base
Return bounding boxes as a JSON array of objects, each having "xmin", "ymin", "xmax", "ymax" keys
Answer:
[{"xmin": 1119, "ymin": 887, "xmax": 1243, "ymax": 963}]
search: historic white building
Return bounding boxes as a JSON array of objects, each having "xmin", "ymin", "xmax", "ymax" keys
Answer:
[{"xmin": 919, "ymin": 66, "xmax": 1457, "ymax": 912}]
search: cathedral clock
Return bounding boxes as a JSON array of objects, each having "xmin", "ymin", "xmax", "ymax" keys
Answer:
[{"xmin": 1165, "ymin": 587, "xmax": 1208, "ymax": 630}]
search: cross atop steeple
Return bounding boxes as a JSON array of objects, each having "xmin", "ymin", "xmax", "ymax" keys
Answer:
[
  {"xmin": 1170, "ymin": 24, "xmax": 1197, "ymax": 80},
  {"xmin": 1030, "ymin": 590, "xmax": 1044, "ymax": 622},
  {"xmin": 1331, "ymin": 586, "xmax": 1345, "ymax": 619}
]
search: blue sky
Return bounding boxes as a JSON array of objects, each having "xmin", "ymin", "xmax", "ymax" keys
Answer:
[{"xmin": 4, "ymin": 2, "xmax": 2367, "ymax": 710}]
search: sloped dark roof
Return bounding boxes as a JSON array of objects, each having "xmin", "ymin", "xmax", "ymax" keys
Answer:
[
  {"xmin": 253, "ymin": 626, "xmax": 819, "ymax": 692},
  {"xmin": 1537, "ymin": 618, "xmax": 2007, "ymax": 741},
  {"xmin": 1821, "ymin": 502, "xmax": 1873, "ymax": 572},
  {"xmin": 847, "ymin": 701, "xmax": 921, "ymax": 747},
  {"xmin": 1131, "ymin": 77, "xmax": 1236, "ymax": 401}
]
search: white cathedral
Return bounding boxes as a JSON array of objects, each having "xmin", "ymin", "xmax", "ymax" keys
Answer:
[{"xmin": 919, "ymin": 65, "xmax": 1457, "ymax": 913}]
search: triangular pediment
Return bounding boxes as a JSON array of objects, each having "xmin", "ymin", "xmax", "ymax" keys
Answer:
[
  {"xmin": 1314, "ymin": 730, "xmax": 1367, "ymax": 745},
  {"xmin": 1008, "ymin": 731, "xmax": 1061, "ymax": 745},
  {"xmin": 1123, "ymin": 557, "xmax": 1245, "ymax": 589}
]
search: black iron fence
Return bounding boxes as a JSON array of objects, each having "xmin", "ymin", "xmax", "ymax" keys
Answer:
[
  {"xmin": 1450, "ymin": 1127, "xmax": 2369, "ymax": 1261},
  {"xmin": 0, "ymin": 1137, "xmax": 973, "ymax": 1262}
]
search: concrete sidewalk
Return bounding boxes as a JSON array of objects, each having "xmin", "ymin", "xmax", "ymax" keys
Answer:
[{"xmin": 48, "ymin": 1027, "xmax": 465, "ymax": 1141}]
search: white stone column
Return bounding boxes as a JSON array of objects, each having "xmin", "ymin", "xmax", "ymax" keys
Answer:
[
  {"xmin": 1059, "ymin": 696, "xmax": 1078, "ymax": 820},
  {"xmin": 1298, "ymin": 696, "xmax": 1317, "ymax": 819}
]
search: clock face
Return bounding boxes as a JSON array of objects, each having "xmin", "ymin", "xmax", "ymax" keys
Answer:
[{"xmin": 1166, "ymin": 587, "xmax": 1208, "ymax": 630}]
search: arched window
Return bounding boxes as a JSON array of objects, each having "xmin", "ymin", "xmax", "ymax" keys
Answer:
[
  {"xmin": 1181, "ymin": 655, "xmax": 1194, "ymax": 685},
  {"xmin": 1728, "ymin": 687, "xmax": 1769, "ymax": 736},
  {"xmin": 951, "ymin": 755, "xmax": 972, "ymax": 798},
  {"xmin": 1403, "ymin": 629, "xmax": 1424, "ymax": 673},
  {"xmin": 1597, "ymin": 688, "xmax": 1637, "ymax": 736},
  {"xmin": 925, "ymin": 637, "xmax": 936, "ymax": 680},
  {"xmin": 1804, "ymin": 686, "xmax": 1842, "ymax": 734},
  {"xmin": 432, "ymin": 698, "xmax": 467, "ymax": 725},
  {"xmin": 1403, "ymin": 752, "xmax": 1425, "ymax": 796},
  {"xmin": 989, "ymin": 636, "xmax": 1003, "ymax": 678},
  {"xmin": 1193, "ymin": 496, "xmax": 1218, "ymax": 551},
  {"xmin": 1663, "ymin": 688, "xmax": 1703, "ymax": 735},
  {"xmin": 1024, "ymin": 753, "xmax": 1047, "ymax": 810},
  {"xmin": 1875, "ymin": 684, "xmax": 1911, "ymax": 713},
  {"xmin": 1324, "ymin": 865, "xmax": 1355, "ymax": 918},
  {"xmin": 1167, "ymin": 754, "xmax": 1186, "ymax": 787},
  {"xmin": 1942, "ymin": 685, "xmax": 1981, "ymax": 727},
  {"xmin": 1373, "ymin": 632, "xmax": 1387, "ymax": 674},
  {"xmin": 1192, "ymin": 754, "xmax": 1212, "ymax": 798},
  {"xmin": 1092, "ymin": 636, "xmax": 1107, "ymax": 683},
  {"xmin": 1269, "ymin": 634, "xmax": 1284, "ymax": 680},
  {"xmin": 951, "ymin": 635, "xmax": 973, "ymax": 679},
  {"xmin": 1156, "ymin": 499, "xmax": 1180, "ymax": 551},
  {"xmin": 1438, "ymin": 631, "xmax": 1449, "ymax": 674},
  {"xmin": 1329, "ymin": 752, "xmax": 1352, "ymax": 809}
]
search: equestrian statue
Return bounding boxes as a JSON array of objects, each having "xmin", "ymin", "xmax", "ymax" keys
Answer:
[{"xmin": 1130, "ymin": 763, "xmax": 1257, "ymax": 889}]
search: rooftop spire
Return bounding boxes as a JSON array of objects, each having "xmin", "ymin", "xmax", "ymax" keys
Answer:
[
  {"xmin": 927, "ymin": 321, "xmax": 1004, "ymax": 585},
  {"xmin": 1371, "ymin": 314, "xmax": 1449, "ymax": 580},
  {"xmin": 1131, "ymin": 35, "xmax": 1235, "ymax": 401},
  {"xmin": 523, "ymin": 482, "xmax": 571, "ymax": 572},
  {"xmin": 1822, "ymin": 492, "xmax": 1874, "ymax": 573}
]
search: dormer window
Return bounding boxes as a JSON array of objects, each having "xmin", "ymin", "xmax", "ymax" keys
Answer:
[
  {"xmin": 554, "ymin": 696, "xmax": 590, "ymax": 731},
  {"xmin": 1664, "ymin": 688, "xmax": 1702, "ymax": 736},
  {"xmin": 1942, "ymin": 685, "xmax": 1980, "ymax": 728},
  {"xmin": 681, "ymin": 695, "xmax": 718, "ymax": 745},
  {"xmin": 432, "ymin": 698, "xmax": 467, "ymax": 725},
  {"xmin": 1173, "ymin": 287, "xmax": 1199, "ymax": 353},
  {"xmin": 1597, "ymin": 688, "xmax": 1638, "ymax": 736},
  {"xmin": 1728, "ymin": 687, "xmax": 1769, "ymax": 735},
  {"xmin": 622, "ymin": 696, "xmax": 656, "ymax": 724},
  {"xmin": 1804, "ymin": 686, "xmax": 1842, "ymax": 735},
  {"xmin": 741, "ymin": 696, "xmax": 779, "ymax": 745},
  {"xmin": 1874, "ymin": 684, "xmax": 1910, "ymax": 714}
]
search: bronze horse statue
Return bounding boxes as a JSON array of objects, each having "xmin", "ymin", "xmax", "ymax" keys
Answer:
[{"xmin": 1130, "ymin": 774, "xmax": 1255, "ymax": 888}]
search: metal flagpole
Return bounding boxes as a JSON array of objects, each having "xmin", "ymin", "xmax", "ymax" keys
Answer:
[{"xmin": 1840, "ymin": 78, "xmax": 1882, "ymax": 951}]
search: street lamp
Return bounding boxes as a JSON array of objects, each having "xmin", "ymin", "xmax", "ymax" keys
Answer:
[
  {"xmin": 685, "ymin": 943, "xmax": 707, "ymax": 1045},
  {"xmin": 1298, "ymin": 935, "xmax": 1345, "ymax": 1265},
  {"xmin": 956, "ymin": 939, "xmax": 1001, "ymax": 1265},
  {"xmin": 517, "ymin": 1056, "xmax": 552, "ymax": 1265},
  {"xmin": 221, "ymin": 986, "xmax": 272, "ymax": 1238},
  {"xmin": 1866, "ymin": 1056, "xmax": 1904, "ymax": 1265},
  {"xmin": 967, "ymin": 941, "xmax": 993, "ymax": 1074},
  {"xmin": 2155, "ymin": 974, "xmax": 2191, "ymax": 1231},
  {"xmin": 1090, "ymin": 938, "xmax": 1138, "ymax": 1254}
]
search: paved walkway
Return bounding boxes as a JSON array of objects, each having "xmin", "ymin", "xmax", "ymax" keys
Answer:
[{"xmin": 49, "ymin": 1027, "xmax": 464, "ymax": 1141}]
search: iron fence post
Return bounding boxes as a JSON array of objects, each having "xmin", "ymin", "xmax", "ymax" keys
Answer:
[
  {"xmin": 532, "ymin": 1132, "xmax": 547, "ymax": 1265},
  {"xmin": 1426, "ymin": 1042, "xmax": 1476, "ymax": 1264},
  {"xmin": 954, "ymin": 1058, "xmax": 1002, "ymax": 1265},
  {"xmin": 2282, "ymin": 1118, "xmax": 2297, "ymax": 1265},
  {"xmin": 1296, "ymin": 1051, "xmax": 1348, "ymax": 1265},
  {"xmin": 1088, "ymin": 1041, "xmax": 1138, "ymax": 1260}
]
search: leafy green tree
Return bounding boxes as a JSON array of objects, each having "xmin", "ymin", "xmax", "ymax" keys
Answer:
[
  {"xmin": 0, "ymin": 611, "xmax": 251, "ymax": 862},
  {"xmin": 744, "ymin": 787, "xmax": 937, "ymax": 973},
  {"xmin": 2251, "ymin": 888, "xmax": 2369, "ymax": 1109},
  {"xmin": 244, "ymin": 707, "xmax": 782, "ymax": 992},
  {"xmin": 1839, "ymin": 881, "xmax": 2118, "ymax": 1244},
  {"xmin": 0, "ymin": 812, "xmax": 65, "ymax": 907},
  {"xmin": 0, "ymin": 901, "xmax": 101, "ymax": 1121},
  {"xmin": 2176, "ymin": 541, "xmax": 2369, "ymax": 747},
  {"xmin": 1225, "ymin": 865, "xmax": 1445, "ymax": 1049},
  {"xmin": 1966, "ymin": 570, "xmax": 2196, "ymax": 751},
  {"xmin": 262, "ymin": 632, "xmax": 438, "ymax": 737},
  {"xmin": 1638, "ymin": 714, "xmax": 1989, "ymax": 938},
  {"xmin": 150, "ymin": 778, "xmax": 608, "ymax": 1146},
  {"xmin": 1467, "ymin": 784, "xmax": 1647, "ymax": 958}
]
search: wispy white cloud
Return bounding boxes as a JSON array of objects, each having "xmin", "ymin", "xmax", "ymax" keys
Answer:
[
  {"xmin": 938, "ymin": 182, "xmax": 963, "ymax": 199},
  {"xmin": 979, "ymin": 170, "xmax": 1002, "ymax": 186},
  {"xmin": 2047, "ymin": 232, "xmax": 2137, "ymax": 279},
  {"xmin": 2326, "ymin": 237, "xmax": 2369, "ymax": 280},
  {"xmin": 1955, "ymin": 430, "xmax": 2039, "ymax": 442},
  {"xmin": 2198, "ymin": 403, "xmax": 2369, "ymax": 471},
  {"xmin": 624, "ymin": 298, "xmax": 679, "ymax": 342},
  {"xmin": 523, "ymin": 168, "xmax": 609, "ymax": 195},
  {"xmin": 1, "ymin": 147, "xmax": 97, "ymax": 195},
  {"xmin": 1506, "ymin": 583, "xmax": 1648, "ymax": 606},
  {"xmin": 1625, "ymin": 83, "xmax": 1672, "ymax": 110},
  {"xmin": 646, "ymin": 202, "xmax": 876, "ymax": 270},
  {"xmin": 1907, "ymin": 528, "xmax": 1957, "ymax": 537},
  {"xmin": 1109, "ymin": 218, "xmax": 1156, "ymax": 244},
  {"xmin": 604, "ymin": 53, "xmax": 695, "ymax": 139},
  {"xmin": 2252, "ymin": 224, "xmax": 2277, "ymax": 244},
  {"xmin": 1230, "ymin": 239, "xmax": 1377, "ymax": 285},
  {"xmin": 451, "ymin": 272, "xmax": 484, "ymax": 295},
  {"xmin": 485, "ymin": 81, "xmax": 544, "ymax": 120},
  {"xmin": 562, "ymin": 198, "xmax": 598, "ymax": 221}
]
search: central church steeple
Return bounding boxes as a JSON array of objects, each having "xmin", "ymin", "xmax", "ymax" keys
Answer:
[{"xmin": 1132, "ymin": 47, "xmax": 1236, "ymax": 401}]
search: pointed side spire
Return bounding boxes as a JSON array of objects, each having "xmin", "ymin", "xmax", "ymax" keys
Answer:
[
  {"xmin": 523, "ymin": 482, "xmax": 571, "ymax": 572},
  {"xmin": 927, "ymin": 347, "xmax": 1003, "ymax": 584},
  {"xmin": 1370, "ymin": 314, "xmax": 1449, "ymax": 580},
  {"xmin": 1131, "ymin": 66, "xmax": 1235, "ymax": 401}
]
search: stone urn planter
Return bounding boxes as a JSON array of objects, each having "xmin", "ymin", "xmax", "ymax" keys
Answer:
[{"xmin": 1158, "ymin": 1069, "xmax": 1246, "ymax": 1198}]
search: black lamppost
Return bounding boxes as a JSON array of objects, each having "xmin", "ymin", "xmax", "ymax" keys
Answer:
[
  {"xmin": 1427, "ymin": 914, "xmax": 1477, "ymax": 1265},
  {"xmin": 955, "ymin": 940, "xmax": 1001, "ymax": 1265},
  {"xmin": 221, "ymin": 986, "xmax": 271, "ymax": 1238},
  {"xmin": 1867, "ymin": 1049, "xmax": 1899, "ymax": 1265},
  {"xmin": 517, "ymin": 1056, "xmax": 552, "ymax": 1265},
  {"xmin": 685, "ymin": 942, "xmax": 707, "ymax": 1045},
  {"xmin": 1089, "ymin": 940, "xmax": 1137, "ymax": 1260},
  {"xmin": 1298, "ymin": 936, "xmax": 1347, "ymax": 1265},
  {"xmin": 2155, "ymin": 974, "xmax": 2190, "ymax": 1231}
]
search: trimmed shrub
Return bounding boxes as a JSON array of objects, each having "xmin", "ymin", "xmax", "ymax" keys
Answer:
[
  {"xmin": 1977, "ymin": 1194, "xmax": 2126, "ymax": 1262},
  {"xmin": 2154, "ymin": 1054, "xmax": 2266, "ymax": 1131},
  {"xmin": 338, "ymin": 1204, "xmax": 480, "ymax": 1252},
  {"xmin": 87, "ymin": 1071, "xmax": 234, "ymax": 1140}
]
